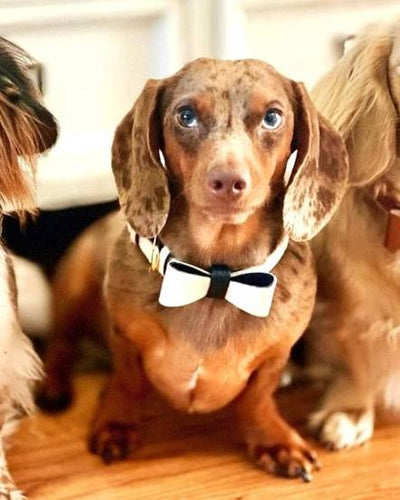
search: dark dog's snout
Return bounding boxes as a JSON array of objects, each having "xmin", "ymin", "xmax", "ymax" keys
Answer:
[{"xmin": 206, "ymin": 166, "xmax": 249, "ymax": 199}]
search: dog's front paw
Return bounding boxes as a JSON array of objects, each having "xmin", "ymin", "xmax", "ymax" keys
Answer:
[
  {"xmin": 249, "ymin": 442, "xmax": 320, "ymax": 481},
  {"xmin": 309, "ymin": 409, "xmax": 374, "ymax": 450},
  {"xmin": 88, "ymin": 422, "xmax": 141, "ymax": 464}
]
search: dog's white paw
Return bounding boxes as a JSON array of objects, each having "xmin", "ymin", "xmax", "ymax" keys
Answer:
[
  {"xmin": 309, "ymin": 409, "xmax": 374, "ymax": 450},
  {"xmin": 0, "ymin": 480, "xmax": 26, "ymax": 500},
  {"xmin": 0, "ymin": 486, "xmax": 26, "ymax": 500}
]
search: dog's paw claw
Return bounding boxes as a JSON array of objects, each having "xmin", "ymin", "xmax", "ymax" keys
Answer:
[
  {"xmin": 88, "ymin": 422, "xmax": 140, "ymax": 463},
  {"xmin": 299, "ymin": 469, "xmax": 313, "ymax": 483},
  {"xmin": 251, "ymin": 443, "xmax": 320, "ymax": 480}
]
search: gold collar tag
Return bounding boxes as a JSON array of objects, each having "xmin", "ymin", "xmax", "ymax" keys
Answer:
[{"xmin": 150, "ymin": 238, "xmax": 160, "ymax": 271}]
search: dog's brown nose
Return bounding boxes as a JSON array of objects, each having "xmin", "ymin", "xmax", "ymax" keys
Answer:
[{"xmin": 207, "ymin": 167, "xmax": 249, "ymax": 198}]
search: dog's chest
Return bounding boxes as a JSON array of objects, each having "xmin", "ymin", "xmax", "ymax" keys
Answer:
[
  {"xmin": 110, "ymin": 235, "xmax": 315, "ymax": 413},
  {"xmin": 141, "ymin": 330, "xmax": 253, "ymax": 413},
  {"xmin": 140, "ymin": 269, "xmax": 315, "ymax": 413}
]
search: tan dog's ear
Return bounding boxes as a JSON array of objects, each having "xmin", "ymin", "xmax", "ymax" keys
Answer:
[
  {"xmin": 312, "ymin": 35, "xmax": 397, "ymax": 185},
  {"xmin": 112, "ymin": 79, "xmax": 169, "ymax": 238},
  {"xmin": 283, "ymin": 82, "xmax": 349, "ymax": 241}
]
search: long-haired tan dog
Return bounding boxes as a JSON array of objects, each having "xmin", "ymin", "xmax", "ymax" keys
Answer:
[
  {"xmin": 308, "ymin": 23, "xmax": 400, "ymax": 450},
  {"xmin": 0, "ymin": 38, "xmax": 57, "ymax": 497},
  {"xmin": 40, "ymin": 58, "xmax": 349, "ymax": 480}
]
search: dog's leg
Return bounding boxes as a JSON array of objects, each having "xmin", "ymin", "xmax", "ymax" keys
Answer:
[
  {"xmin": 88, "ymin": 333, "xmax": 149, "ymax": 464},
  {"xmin": 308, "ymin": 373, "xmax": 374, "ymax": 450},
  {"xmin": 0, "ymin": 396, "xmax": 26, "ymax": 500},
  {"xmin": 236, "ymin": 357, "xmax": 319, "ymax": 481},
  {"xmin": 308, "ymin": 325, "xmax": 375, "ymax": 450},
  {"xmin": 38, "ymin": 245, "xmax": 106, "ymax": 412},
  {"xmin": 0, "ymin": 442, "xmax": 26, "ymax": 500},
  {"xmin": 38, "ymin": 315, "xmax": 82, "ymax": 413}
]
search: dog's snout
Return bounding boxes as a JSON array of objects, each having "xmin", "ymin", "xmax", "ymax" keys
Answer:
[{"xmin": 207, "ymin": 167, "xmax": 249, "ymax": 198}]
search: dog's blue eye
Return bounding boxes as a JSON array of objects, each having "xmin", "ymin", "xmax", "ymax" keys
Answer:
[
  {"xmin": 177, "ymin": 106, "xmax": 198, "ymax": 128},
  {"xmin": 262, "ymin": 109, "xmax": 282, "ymax": 130}
]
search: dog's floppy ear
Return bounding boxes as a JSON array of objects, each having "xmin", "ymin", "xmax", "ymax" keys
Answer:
[
  {"xmin": 312, "ymin": 34, "xmax": 397, "ymax": 186},
  {"xmin": 283, "ymin": 82, "xmax": 349, "ymax": 242},
  {"xmin": 112, "ymin": 79, "xmax": 169, "ymax": 238}
]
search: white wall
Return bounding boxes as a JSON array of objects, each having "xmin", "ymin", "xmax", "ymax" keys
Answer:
[
  {"xmin": 215, "ymin": 0, "xmax": 400, "ymax": 87},
  {"xmin": 0, "ymin": 0, "xmax": 184, "ymax": 209},
  {"xmin": 1, "ymin": 0, "xmax": 399, "ymax": 208}
]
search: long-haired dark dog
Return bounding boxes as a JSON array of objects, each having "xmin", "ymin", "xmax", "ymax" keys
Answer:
[{"xmin": 0, "ymin": 37, "xmax": 57, "ymax": 498}]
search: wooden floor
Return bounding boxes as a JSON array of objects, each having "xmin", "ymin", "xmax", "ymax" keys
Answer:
[{"xmin": 7, "ymin": 374, "xmax": 400, "ymax": 499}]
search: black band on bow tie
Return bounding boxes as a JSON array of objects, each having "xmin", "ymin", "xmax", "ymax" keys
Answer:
[{"xmin": 206, "ymin": 265, "xmax": 232, "ymax": 299}]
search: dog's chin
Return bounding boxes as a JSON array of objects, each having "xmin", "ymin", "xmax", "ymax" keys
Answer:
[{"xmin": 201, "ymin": 207, "xmax": 255, "ymax": 225}]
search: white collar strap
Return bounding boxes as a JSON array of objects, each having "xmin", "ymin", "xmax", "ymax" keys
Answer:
[{"xmin": 126, "ymin": 224, "xmax": 289, "ymax": 317}]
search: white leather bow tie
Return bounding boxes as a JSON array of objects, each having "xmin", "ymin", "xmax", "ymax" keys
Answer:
[{"xmin": 127, "ymin": 225, "xmax": 289, "ymax": 318}]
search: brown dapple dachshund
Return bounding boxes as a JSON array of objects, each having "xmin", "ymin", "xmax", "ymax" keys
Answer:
[{"xmin": 40, "ymin": 58, "xmax": 348, "ymax": 480}]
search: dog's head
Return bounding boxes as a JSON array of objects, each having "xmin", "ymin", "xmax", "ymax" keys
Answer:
[
  {"xmin": 112, "ymin": 58, "xmax": 348, "ymax": 242},
  {"xmin": 0, "ymin": 37, "xmax": 58, "ymax": 212},
  {"xmin": 312, "ymin": 22, "xmax": 400, "ymax": 188}
]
